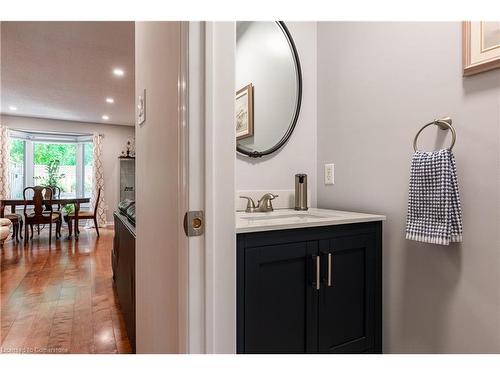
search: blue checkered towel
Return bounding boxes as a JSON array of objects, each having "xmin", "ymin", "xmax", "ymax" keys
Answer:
[{"xmin": 405, "ymin": 149, "xmax": 463, "ymax": 245}]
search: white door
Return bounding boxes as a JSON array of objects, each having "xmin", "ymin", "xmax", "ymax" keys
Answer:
[
  {"xmin": 135, "ymin": 21, "xmax": 189, "ymax": 354},
  {"xmin": 135, "ymin": 21, "xmax": 236, "ymax": 354}
]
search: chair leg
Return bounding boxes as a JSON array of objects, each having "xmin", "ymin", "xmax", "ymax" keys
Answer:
[
  {"xmin": 14, "ymin": 223, "xmax": 19, "ymax": 242},
  {"xmin": 68, "ymin": 219, "xmax": 73, "ymax": 237},
  {"xmin": 25, "ymin": 224, "xmax": 29, "ymax": 246},
  {"xmin": 48, "ymin": 222, "xmax": 52, "ymax": 246},
  {"xmin": 19, "ymin": 219, "xmax": 23, "ymax": 239},
  {"xmin": 93, "ymin": 218, "xmax": 100, "ymax": 237},
  {"xmin": 11, "ymin": 223, "xmax": 17, "ymax": 240},
  {"xmin": 37, "ymin": 224, "xmax": 40, "ymax": 235},
  {"xmin": 30, "ymin": 225, "xmax": 34, "ymax": 239},
  {"xmin": 58, "ymin": 217, "xmax": 62, "ymax": 238}
]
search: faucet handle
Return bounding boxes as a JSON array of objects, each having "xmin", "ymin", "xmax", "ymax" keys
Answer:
[
  {"xmin": 258, "ymin": 193, "xmax": 279, "ymax": 211},
  {"xmin": 240, "ymin": 196, "xmax": 256, "ymax": 213}
]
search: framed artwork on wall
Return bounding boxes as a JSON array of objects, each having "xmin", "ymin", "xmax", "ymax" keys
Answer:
[
  {"xmin": 235, "ymin": 84, "xmax": 254, "ymax": 140},
  {"xmin": 463, "ymin": 21, "xmax": 500, "ymax": 76}
]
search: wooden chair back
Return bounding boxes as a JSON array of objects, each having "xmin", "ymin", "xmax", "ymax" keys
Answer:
[
  {"xmin": 23, "ymin": 186, "xmax": 53, "ymax": 219},
  {"xmin": 93, "ymin": 188, "xmax": 102, "ymax": 217},
  {"xmin": 45, "ymin": 186, "xmax": 61, "ymax": 210}
]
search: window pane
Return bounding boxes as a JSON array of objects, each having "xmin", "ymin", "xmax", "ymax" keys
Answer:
[
  {"xmin": 34, "ymin": 143, "xmax": 77, "ymax": 198},
  {"xmin": 84, "ymin": 143, "xmax": 93, "ymax": 198},
  {"xmin": 9, "ymin": 139, "xmax": 25, "ymax": 199}
]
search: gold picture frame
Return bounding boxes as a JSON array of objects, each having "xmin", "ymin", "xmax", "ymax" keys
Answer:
[
  {"xmin": 235, "ymin": 84, "xmax": 254, "ymax": 140},
  {"xmin": 463, "ymin": 21, "xmax": 500, "ymax": 76}
]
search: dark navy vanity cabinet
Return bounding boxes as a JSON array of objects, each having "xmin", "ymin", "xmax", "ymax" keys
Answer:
[{"xmin": 237, "ymin": 221, "xmax": 382, "ymax": 354}]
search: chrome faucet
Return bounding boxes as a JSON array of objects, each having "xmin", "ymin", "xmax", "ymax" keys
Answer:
[{"xmin": 240, "ymin": 193, "xmax": 279, "ymax": 213}]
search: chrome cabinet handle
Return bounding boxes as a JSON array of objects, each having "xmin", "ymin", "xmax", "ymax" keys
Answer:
[
  {"xmin": 314, "ymin": 255, "xmax": 320, "ymax": 290},
  {"xmin": 327, "ymin": 253, "xmax": 332, "ymax": 287}
]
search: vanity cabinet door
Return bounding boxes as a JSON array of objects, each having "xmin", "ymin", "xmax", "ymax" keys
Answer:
[
  {"xmin": 317, "ymin": 234, "xmax": 376, "ymax": 353},
  {"xmin": 242, "ymin": 241, "xmax": 318, "ymax": 353}
]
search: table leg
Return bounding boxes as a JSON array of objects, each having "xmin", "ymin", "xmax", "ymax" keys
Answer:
[
  {"xmin": 0, "ymin": 201, "xmax": 4, "ymax": 218},
  {"xmin": 75, "ymin": 202, "xmax": 80, "ymax": 239}
]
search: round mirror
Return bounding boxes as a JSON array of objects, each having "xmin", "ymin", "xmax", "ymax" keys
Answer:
[{"xmin": 236, "ymin": 21, "xmax": 302, "ymax": 158}]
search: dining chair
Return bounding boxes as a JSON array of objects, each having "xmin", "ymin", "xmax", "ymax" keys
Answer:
[
  {"xmin": 41, "ymin": 185, "xmax": 63, "ymax": 238},
  {"xmin": 66, "ymin": 188, "xmax": 101, "ymax": 237},
  {"xmin": 23, "ymin": 186, "xmax": 61, "ymax": 245}
]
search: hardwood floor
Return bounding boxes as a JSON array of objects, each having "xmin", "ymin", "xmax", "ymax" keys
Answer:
[{"xmin": 0, "ymin": 226, "xmax": 132, "ymax": 354}]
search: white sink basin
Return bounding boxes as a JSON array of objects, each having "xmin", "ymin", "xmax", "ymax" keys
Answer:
[{"xmin": 236, "ymin": 208, "xmax": 386, "ymax": 233}]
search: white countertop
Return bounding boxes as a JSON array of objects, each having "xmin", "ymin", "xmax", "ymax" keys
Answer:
[{"xmin": 236, "ymin": 208, "xmax": 386, "ymax": 234}]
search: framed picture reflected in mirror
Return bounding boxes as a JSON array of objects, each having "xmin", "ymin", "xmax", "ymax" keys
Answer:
[{"xmin": 235, "ymin": 83, "xmax": 254, "ymax": 140}]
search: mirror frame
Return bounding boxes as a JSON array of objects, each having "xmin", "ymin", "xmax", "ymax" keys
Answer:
[{"xmin": 236, "ymin": 21, "xmax": 302, "ymax": 158}]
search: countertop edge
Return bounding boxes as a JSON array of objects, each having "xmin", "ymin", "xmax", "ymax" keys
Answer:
[{"xmin": 236, "ymin": 213, "xmax": 386, "ymax": 234}]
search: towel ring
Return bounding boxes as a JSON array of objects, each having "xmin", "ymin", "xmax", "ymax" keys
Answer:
[{"xmin": 413, "ymin": 117, "xmax": 456, "ymax": 152}]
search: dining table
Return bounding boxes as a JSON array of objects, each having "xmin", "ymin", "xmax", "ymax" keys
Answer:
[{"xmin": 0, "ymin": 196, "xmax": 91, "ymax": 239}]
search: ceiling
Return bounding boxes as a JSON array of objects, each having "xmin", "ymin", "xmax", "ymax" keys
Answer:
[{"xmin": 1, "ymin": 21, "xmax": 135, "ymax": 126}]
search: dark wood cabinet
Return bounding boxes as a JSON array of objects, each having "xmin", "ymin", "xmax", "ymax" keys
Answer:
[
  {"xmin": 237, "ymin": 221, "xmax": 382, "ymax": 354},
  {"xmin": 317, "ymin": 234, "xmax": 376, "ymax": 353},
  {"xmin": 243, "ymin": 241, "xmax": 318, "ymax": 353},
  {"xmin": 112, "ymin": 212, "xmax": 136, "ymax": 352}
]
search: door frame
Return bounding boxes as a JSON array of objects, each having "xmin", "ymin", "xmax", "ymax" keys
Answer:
[
  {"xmin": 185, "ymin": 21, "xmax": 236, "ymax": 354},
  {"xmin": 202, "ymin": 21, "xmax": 237, "ymax": 354},
  {"xmin": 185, "ymin": 21, "xmax": 206, "ymax": 354}
]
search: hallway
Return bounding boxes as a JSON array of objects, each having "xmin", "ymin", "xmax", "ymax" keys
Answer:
[{"xmin": 1, "ymin": 228, "xmax": 132, "ymax": 354}]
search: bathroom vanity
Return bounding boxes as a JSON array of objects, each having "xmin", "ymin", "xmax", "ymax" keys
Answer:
[{"xmin": 236, "ymin": 208, "xmax": 385, "ymax": 354}]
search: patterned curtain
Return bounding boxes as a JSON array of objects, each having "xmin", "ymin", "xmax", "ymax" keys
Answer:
[
  {"xmin": 0, "ymin": 125, "xmax": 10, "ymax": 200},
  {"xmin": 91, "ymin": 133, "xmax": 107, "ymax": 227}
]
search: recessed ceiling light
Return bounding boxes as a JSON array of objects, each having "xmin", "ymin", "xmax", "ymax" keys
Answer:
[
  {"xmin": 106, "ymin": 97, "xmax": 114, "ymax": 103},
  {"xmin": 102, "ymin": 115, "xmax": 110, "ymax": 120},
  {"xmin": 9, "ymin": 106, "xmax": 17, "ymax": 111},
  {"xmin": 113, "ymin": 68, "xmax": 124, "ymax": 77}
]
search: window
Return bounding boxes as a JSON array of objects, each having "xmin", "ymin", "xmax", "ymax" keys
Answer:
[
  {"xmin": 9, "ymin": 139, "xmax": 25, "ymax": 199},
  {"xmin": 8, "ymin": 130, "xmax": 93, "ymax": 201},
  {"xmin": 34, "ymin": 142, "xmax": 77, "ymax": 198},
  {"xmin": 84, "ymin": 143, "xmax": 93, "ymax": 200}
]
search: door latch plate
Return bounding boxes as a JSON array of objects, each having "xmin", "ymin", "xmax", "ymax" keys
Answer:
[{"xmin": 184, "ymin": 210, "xmax": 204, "ymax": 237}]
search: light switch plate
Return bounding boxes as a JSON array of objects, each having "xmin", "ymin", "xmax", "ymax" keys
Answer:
[
  {"xmin": 324, "ymin": 164, "xmax": 334, "ymax": 185},
  {"xmin": 137, "ymin": 89, "xmax": 146, "ymax": 125}
]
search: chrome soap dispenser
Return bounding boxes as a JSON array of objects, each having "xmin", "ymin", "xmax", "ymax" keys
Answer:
[{"xmin": 294, "ymin": 174, "xmax": 308, "ymax": 211}]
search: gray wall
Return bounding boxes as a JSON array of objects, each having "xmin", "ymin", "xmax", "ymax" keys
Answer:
[
  {"xmin": 0, "ymin": 114, "xmax": 134, "ymax": 223},
  {"xmin": 317, "ymin": 22, "xmax": 500, "ymax": 353},
  {"xmin": 236, "ymin": 22, "xmax": 317, "ymax": 206}
]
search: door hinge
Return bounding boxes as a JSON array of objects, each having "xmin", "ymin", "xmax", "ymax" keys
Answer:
[{"xmin": 184, "ymin": 210, "xmax": 205, "ymax": 237}]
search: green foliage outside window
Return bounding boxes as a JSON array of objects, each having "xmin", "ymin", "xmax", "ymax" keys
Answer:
[
  {"xmin": 34, "ymin": 143, "xmax": 77, "ymax": 165},
  {"xmin": 34, "ymin": 159, "xmax": 66, "ymax": 190},
  {"xmin": 84, "ymin": 143, "xmax": 93, "ymax": 165},
  {"xmin": 10, "ymin": 139, "xmax": 24, "ymax": 163},
  {"xmin": 10, "ymin": 141, "xmax": 92, "ymax": 166}
]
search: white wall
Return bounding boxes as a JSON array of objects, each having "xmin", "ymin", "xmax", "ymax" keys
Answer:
[
  {"xmin": 317, "ymin": 22, "xmax": 500, "ymax": 353},
  {"xmin": 235, "ymin": 22, "xmax": 317, "ymax": 206},
  {"xmin": 0, "ymin": 114, "xmax": 134, "ymax": 223}
]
